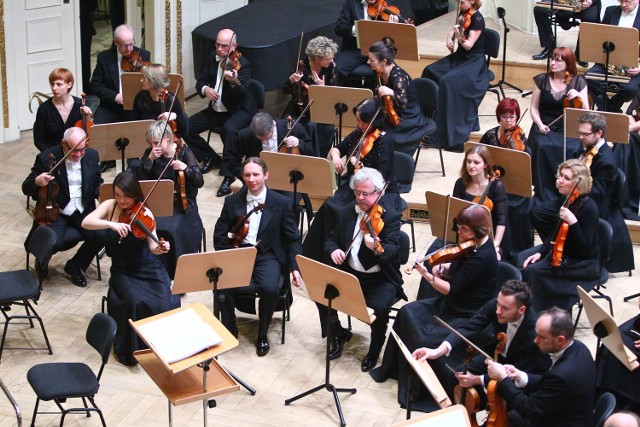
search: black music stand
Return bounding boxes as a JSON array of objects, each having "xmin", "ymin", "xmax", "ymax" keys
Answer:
[
  {"xmin": 494, "ymin": 7, "xmax": 524, "ymax": 98},
  {"xmin": 89, "ymin": 120, "xmax": 154, "ymax": 172},
  {"xmin": 173, "ymin": 248, "xmax": 259, "ymax": 395},
  {"xmin": 308, "ymin": 86, "xmax": 373, "ymax": 143},
  {"xmin": 285, "ymin": 255, "xmax": 375, "ymax": 427}
]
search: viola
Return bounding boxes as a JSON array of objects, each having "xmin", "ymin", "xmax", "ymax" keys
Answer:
[
  {"xmin": 74, "ymin": 92, "xmax": 93, "ymax": 140},
  {"xmin": 472, "ymin": 166, "xmax": 504, "ymax": 212},
  {"xmin": 121, "ymin": 49, "xmax": 151, "ymax": 72},
  {"xmin": 550, "ymin": 178, "xmax": 582, "ymax": 267},
  {"xmin": 376, "ymin": 68, "xmax": 400, "ymax": 126},
  {"xmin": 33, "ymin": 153, "xmax": 61, "ymax": 226},
  {"xmin": 404, "ymin": 240, "xmax": 476, "ymax": 274},
  {"xmin": 453, "ymin": 347, "xmax": 481, "ymax": 427},
  {"xmin": 499, "ymin": 126, "xmax": 526, "ymax": 151},
  {"xmin": 486, "ymin": 332, "xmax": 508, "ymax": 427},
  {"xmin": 360, "ymin": 203, "xmax": 385, "ymax": 254},
  {"xmin": 118, "ymin": 200, "xmax": 167, "ymax": 251},
  {"xmin": 228, "ymin": 203, "xmax": 265, "ymax": 248},
  {"xmin": 367, "ymin": 0, "xmax": 414, "ymax": 24}
]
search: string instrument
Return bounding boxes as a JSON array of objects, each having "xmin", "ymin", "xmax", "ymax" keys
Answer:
[
  {"xmin": 550, "ymin": 177, "xmax": 582, "ymax": 267},
  {"xmin": 277, "ymin": 100, "xmax": 314, "ymax": 154},
  {"xmin": 562, "ymin": 72, "xmax": 584, "ymax": 110},
  {"xmin": 347, "ymin": 107, "xmax": 383, "ymax": 171},
  {"xmin": 376, "ymin": 68, "xmax": 400, "ymax": 126},
  {"xmin": 118, "ymin": 200, "xmax": 167, "ymax": 251},
  {"xmin": 228, "ymin": 203, "xmax": 265, "ymax": 248},
  {"xmin": 121, "ymin": 35, "xmax": 150, "ymax": 72},
  {"xmin": 367, "ymin": 0, "xmax": 414, "ymax": 24},
  {"xmin": 580, "ymin": 145, "xmax": 599, "ymax": 168},
  {"xmin": 292, "ymin": 31, "xmax": 310, "ymax": 108},
  {"xmin": 486, "ymin": 332, "xmax": 508, "ymax": 427},
  {"xmin": 221, "ymin": 49, "xmax": 243, "ymax": 86},
  {"xmin": 454, "ymin": 3, "xmax": 476, "ymax": 44},
  {"xmin": 499, "ymin": 126, "xmax": 526, "ymax": 151},
  {"xmin": 404, "ymin": 240, "xmax": 476, "ymax": 274},
  {"xmin": 472, "ymin": 166, "xmax": 504, "ymax": 212},
  {"xmin": 33, "ymin": 153, "xmax": 61, "ymax": 225},
  {"xmin": 453, "ymin": 347, "xmax": 481, "ymax": 427},
  {"xmin": 74, "ymin": 92, "xmax": 93, "ymax": 140},
  {"xmin": 344, "ymin": 182, "xmax": 389, "ymax": 257}
]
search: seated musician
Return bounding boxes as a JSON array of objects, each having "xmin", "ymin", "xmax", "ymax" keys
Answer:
[
  {"xmin": 213, "ymin": 157, "xmax": 302, "ymax": 357},
  {"xmin": 318, "ymin": 167, "xmax": 404, "ymax": 372},
  {"xmin": 22, "ymin": 127, "xmax": 104, "ymax": 288},
  {"xmin": 422, "ymin": 0, "xmax": 487, "ymax": 152},
  {"xmin": 586, "ymin": 0, "xmax": 640, "ymax": 112},
  {"xmin": 528, "ymin": 47, "xmax": 588, "ymax": 202},
  {"xmin": 486, "ymin": 307, "xmax": 596, "ymax": 427},
  {"xmin": 370, "ymin": 204, "xmax": 498, "ymax": 407},
  {"xmin": 82, "ymin": 172, "xmax": 180, "ymax": 366},
  {"xmin": 367, "ymin": 37, "xmax": 433, "ymax": 156},
  {"xmin": 519, "ymin": 159, "xmax": 600, "ymax": 312},
  {"xmin": 137, "ymin": 121, "xmax": 204, "ymax": 279},
  {"xmin": 413, "ymin": 281, "xmax": 550, "ymax": 407},
  {"xmin": 33, "ymin": 68, "xmax": 93, "ymax": 152}
]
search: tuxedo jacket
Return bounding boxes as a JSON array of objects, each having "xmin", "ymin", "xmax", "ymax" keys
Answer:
[
  {"xmin": 335, "ymin": 0, "xmax": 366, "ymax": 51},
  {"xmin": 497, "ymin": 339, "xmax": 596, "ymax": 427},
  {"xmin": 195, "ymin": 52, "xmax": 256, "ymax": 114},
  {"xmin": 572, "ymin": 142, "xmax": 618, "ymax": 220},
  {"xmin": 603, "ymin": 5, "xmax": 640, "ymax": 35},
  {"xmin": 213, "ymin": 187, "xmax": 301, "ymax": 271},
  {"xmin": 22, "ymin": 145, "xmax": 103, "ymax": 212},
  {"xmin": 224, "ymin": 120, "xmax": 314, "ymax": 179},
  {"xmin": 89, "ymin": 45, "xmax": 151, "ymax": 110}
]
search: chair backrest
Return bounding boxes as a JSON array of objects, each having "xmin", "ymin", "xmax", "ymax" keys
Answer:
[
  {"xmin": 86, "ymin": 313, "xmax": 117, "ymax": 379},
  {"xmin": 248, "ymin": 79, "xmax": 265, "ymax": 110},
  {"xmin": 484, "ymin": 28, "xmax": 500, "ymax": 61},
  {"xmin": 412, "ymin": 77, "xmax": 438, "ymax": 119},
  {"xmin": 398, "ymin": 230, "xmax": 410, "ymax": 265},
  {"xmin": 497, "ymin": 261, "xmax": 522, "ymax": 287},
  {"xmin": 597, "ymin": 218, "xmax": 613, "ymax": 264},
  {"xmin": 612, "ymin": 168, "xmax": 626, "ymax": 206},
  {"xmin": 594, "ymin": 392, "xmax": 616, "ymax": 427},
  {"xmin": 27, "ymin": 226, "xmax": 57, "ymax": 277},
  {"xmin": 394, "ymin": 151, "xmax": 416, "ymax": 193}
]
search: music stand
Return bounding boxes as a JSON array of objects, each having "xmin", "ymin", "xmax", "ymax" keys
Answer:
[
  {"xmin": 494, "ymin": 7, "xmax": 524, "ymax": 97},
  {"xmin": 577, "ymin": 286, "xmax": 640, "ymax": 371},
  {"xmin": 465, "ymin": 142, "xmax": 533, "ymax": 198},
  {"xmin": 390, "ymin": 404, "xmax": 472, "ymax": 426},
  {"xmin": 356, "ymin": 20, "xmax": 419, "ymax": 61},
  {"xmin": 580, "ymin": 23, "xmax": 639, "ymax": 111},
  {"xmin": 99, "ymin": 179, "xmax": 175, "ymax": 217},
  {"xmin": 131, "ymin": 303, "xmax": 240, "ymax": 427},
  {"xmin": 122, "ymin": 72, "xmax": 186, "ymax": 110},
  {"xmin": 308, "ymin": 86, "xmax": 373, "ymax": 143},
  {"xmin": 285, "ymin": 255, "xmax": 374, "ymax": 427},
  {"xmin": 89, "ymin": 120, "xmax": 154, "ymax": 172},
  {"xmin": 425, "ymin": 191, "xmax": 494, "ymax": 243},
  {"xmin": 563, "ymin": 107, "xmax": 630, "ymax": 145},
  {"xmin": 173, "ymin": 248, "xmax": 258, "ymax": 395}
]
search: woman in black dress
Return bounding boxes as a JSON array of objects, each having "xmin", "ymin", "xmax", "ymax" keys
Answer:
[
  {"xmin": 82, "ymin": 172, "xmax": 180, "ymax": 365},
  {"xmin": 422, "ymin": 0, "xmax": 487, "ymax": 152},
  {"xmin": 33, "ymin": 68, "xmax": 92, "ymax": 152},
  {"xmin": 138, "ymin": 120, "xmax": 204, "ymax": 279}
]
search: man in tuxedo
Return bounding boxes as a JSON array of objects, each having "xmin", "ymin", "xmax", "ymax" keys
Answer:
[
  {"xmin": 586, "ymin": 0, "xmax": 640, "ymax": 111},
  {"xmin": 213, "ymin": 157, "xmax": 302, "ymax": 356},
  {"xmin": 413, "ymin": 280, "xmax": 550, "ymax": 398},
  {"xmin": 89, "ymin": 24, "xmax": 151, "ymax": 171},
  {"xmin": 184, "ymin": 29, "xmax": 257, "ymax": 186},
  {"xmin": 22, "ymin": 127, "xmax": 104, "ymax": 287},
  {"xmin": 319, "ymin": 167, "xmax": 404, "ymax": 372},
  {"xmin": 486, "ymin": 307, "xmax": 596, "ymax": 427}
]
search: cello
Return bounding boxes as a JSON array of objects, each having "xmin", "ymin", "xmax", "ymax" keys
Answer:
[
  {"xmin": 452, "ymin": 347, "xmax": 481, "ymax": 427},
  {"xmin": 486, "ymin": 333, "xmax": 508, "ymax": 427}
]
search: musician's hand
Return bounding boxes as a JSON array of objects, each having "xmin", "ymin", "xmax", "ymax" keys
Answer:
[
  {"xmin": 628, "ymin": 67, "xmax": 640, "ymax": 77},
  {"xmin": 170, "ymin": 159, "xmax": 187, "ymax": 171},
  {"xmin": 504, "ymin": 364, "xmax": 523, "ymax": 382},
  {"xmin": 154, "ymin": 240, "xmax": 170, "ymax": 254},
  {"xmin": 456, "ymin": 372, "xmax": 481, "ymax": 388},
  {"xmin": 204, "ymin": 87, "xmax": 219, "ymax": 102},
  {"xmin": 109, "ymin": 221, "xmax": 131, "ymax": 239},
  {"xmin": 330, "ymin": 249, "xmax": 346, "ymax": 265},
  {"xmin": 378, "ymin": 86, "xmax": 394, "ymax": 98},
  {"xmin": 289, "ymin": 71, "xmax": 303, "ymax": 84},
  {"xmin": 35, "ymin": 173, "xmax": 55, "ymax": 187},
  {"xmin": 446, "ymin": 37, "xmax": 455, "ymax": 52},
  {"xmin": 486, "ymin": 360, "xmax": 508, "ymax": 381},
  {"xmin": 332, "ymin": 156, "xmax": 345, "ymax": 174},
  {"xmin": 559, "ymin": 206, "xmax": 577, "ymax": 225},
  {"xmin": 80, "ymin": 105, "xmax": 93, "ymax": 117},
  {"xmin": 363, "ymin": 233, "xmax": 380, "ymax": 251},
  {"xmin": 538, "ymin": 123, "xmax": 551, "ymax": 135},
  {"xmin": 566, "ymin": 89, "xmax": 580, "ymax": 100},
  {"xmin": 413, "ymin": 261, "xmax": 428, "ymax": 275},
  {"xmin": 149, "ymin": 146, "xmax": 163, "ymax": 161},
  {"xmin": 412, "ymin": 344, "xmax": 447, "ymax": 361},
  {"xmin": 291, "ymin": 270, "xmax": 303, "ymax": 288},
  {"xmin": 157, "ymin": 112, "xmax": 176, "ymax": 122},
  {"xmin": 223, "ymin": 69, "xmax": 238, "ymax": 82},
  {"xmin": 115, "ymin": 93, "xmax": 123, "ymax": 105},
  {"xmin": 523, "ymin": 252, "xmax": 542, "ymax": 268},
  {"xmin": 349, "ymin": 156, "xmax": 359, "ymax": 167},
  {"xmin": 389, "ymin": 14, "xmax": 399, "ymax": 23},
  {"xmin": 284, "ymin": 136, "xmax": 299, "ymax": 147}
]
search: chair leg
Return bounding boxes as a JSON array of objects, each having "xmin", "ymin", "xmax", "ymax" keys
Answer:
[
  {"xmin": 95, "ymin": 253, "xmax": 101, "ymax": 281},
  {"xmin": 413, "ymin": 145, "xmax": 422, "ymax": 168},
  {"xmin": 281, "ymin": 297, "xmax": 286, "ymax": 345},
  {"xmin": 438, "ymin": 148, "xmax": 445, "ymax": 177},
  {"xmin": 30, "ymin": 303, "xmax": 53, "ymax": 355},
  {"xmin": 573, "ymin": 303, "xmax": 583, "ymax": 332},
  {"xmin": 201, "ymin": 227, "xmax": 207, "ymax": 252},
  {"xmin": 30, "ymin": 398, "xmax": 40, "ymax": 427},
  {"xmin": 101, "ymin": 295, "xmax": 107, "ymax": 313},
  {"xmin": 82, "ymin": 396, "xmax": 91, "ymax": 417}
]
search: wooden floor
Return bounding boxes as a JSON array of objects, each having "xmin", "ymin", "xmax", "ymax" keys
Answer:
[{"xmin": 1, "ymin": 17, "xmax": 639, "ymax": 427}]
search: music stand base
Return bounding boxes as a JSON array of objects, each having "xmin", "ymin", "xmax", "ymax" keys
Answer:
[
  {"xmin": 623, "ymin": 292, "xmax": 640, "ymax": 302},
  {"xmin": 285, "ymin": 383, "xmax": 356, "ymax": 427}
]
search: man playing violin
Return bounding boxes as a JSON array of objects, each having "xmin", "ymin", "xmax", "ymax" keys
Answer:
[
  {"xmin": 317, "ymin": 167, "xmax": 403, "ymax": 372},
  {"xmin": 213, "ymin": 157, "xmax": 302, "ymax": 357},
  {"xmin": 22, "ymin": 127, "xmax": 104, "ymax": 288}
]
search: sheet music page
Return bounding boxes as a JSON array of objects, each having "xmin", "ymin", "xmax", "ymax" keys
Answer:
[
  {"xmin": 407, "ymin": 411, "xmax": 469, "ymax": 426},
  {"xmin": 138, "ymin": 308, "xmax": 222, "ymax": 364}
]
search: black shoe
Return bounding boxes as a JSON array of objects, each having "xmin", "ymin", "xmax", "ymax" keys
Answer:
[
  {"xmin": 99, "ymin": 161, "xmax": 116, "ymax": 173},
  {"xmin": 577, "ymin": 60, "xmax": 588, "ymax": 68},
  {"xmin": 328, "ymin": 329, "xmax": 353, "ymax": 360},
  {"xmin": 361, "ymin": 352, "xmax": 379, "ymax": 372},
  {"xmin": 256, "ymin": 336, "xmax": 270, "ymax": 356},
  {"xmin": 64, "ymin": 260, "xmax": 87, "ymax": 287},
  {"xmin": 532, "ymin": 48, "xmax": 549, "ymax": 60},
  {"xmin": 216, "ymin": 177, "xmax": 234, "ymax": 197},
  {"xmin": 200, "ymin": 154, "xmax": 221, "ymax": 174}
]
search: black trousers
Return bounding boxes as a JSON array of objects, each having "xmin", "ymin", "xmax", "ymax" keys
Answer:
[
  {"xmin": 533, "ymin": 5, "xmax": 600, "ymax": 58},
  {"xmin": 586, "ymin": 64, "xmax": 640, "ymax": 112},
  {"xmin": 93, "ymin": 104, "xmax": 130, "ymax": 125}
]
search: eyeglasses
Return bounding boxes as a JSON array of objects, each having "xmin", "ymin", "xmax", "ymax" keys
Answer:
[
  {"xmin": 577, "ymin": 131, "xmax": 594, "ymax": 138},
  {"xmin": 500, "ymin": 115, "xmax": 517, "ymax": 121},
  {"xmin": 353, "ymin": 190, "xmax": 377, "ymax": 197},
  {"xmin": 550, "ymin": 56, "xmax": 565, "ymax": 62}
]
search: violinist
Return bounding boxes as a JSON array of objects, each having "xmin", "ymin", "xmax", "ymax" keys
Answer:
[
  {"xmin": 519, "ymin": 159, "xmax": 600, "ymax": 312},
  {"xmin": 422, "ymin": 0, "xmax": 487, "ymax": 152},
  {"xmin": 22, "ymin": 127, "xmax": 104, "ymax": 288},
  {"xmin": 213, "ymin": 157, "xmax": 302, "ymax": 357},
  {"xmin": 82, "ymin": 172, "xmax": 180, "ymax": 366},
  {"xmin": 33, "ymin": 68, "xmax": 93, "ymax": 152},
  {"xmin": 371, "ymin": 205, "xmax": 498, "ymax": 406},
  {"xmin": 367, "ymin": 37, "xmax": 434, "ymax": 155},
  {"xmin": 528, "ymin": 47, "xmax": 588, "ymax": 202},
  {"xmin": 137, "ymin": 121, "xmax": 204, "ymax": 279},
  {"xmin": 184, "ymin": 29, "xmax": 257, "ymax": 178},
  {"xmin": 318, "ymin": 167, "xmax": 403, "ymax": 372}
]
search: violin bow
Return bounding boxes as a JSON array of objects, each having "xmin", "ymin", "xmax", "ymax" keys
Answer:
[
  {"xmin": 434, "ymin": 316, "xmax": 493, "ymax": 360},
  {"xmin": 295, "ymin": 30, "xmax": 304, "ymax": 74},
  {"xmin": 277, "ymin": 99, "xmax": 314, "ymax": 150},
  {"xmin": 48, "ymin": 134, "xmax": 89, "ymax": 175},
  {"xmin": 217, "ymin": 31, "xmax": 237, "ymax": 88},
  {"xmin": 344, "ymin": 181, "xmax": 389, "ymax": 257}
]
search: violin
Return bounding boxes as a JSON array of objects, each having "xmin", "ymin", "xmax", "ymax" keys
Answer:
[
  {"xmin": 33, "ymin": 153, "xmax": 61, "ymax": 226},
  {"xmin": 220, "ymin": 50, "xmax": 243, "ymax": 86},
  {"xmin": 118, "ymin": 200, "xmax": 168, "ymax": 250},
  {"xmin": 121, "ymin": 49, "xmax": 151, "ymax": 72},
  {"xmin": 404, "ymin": 240, "xmax": 476, "ymax": 274},
  {"xmin": 486, "ymin": 332, "xmax": 508, "ymax": 427},
  {"xmin": 347, "ymin": 107, "xmax": 382, "ymax": 171},
  {"xmin": 453, "ymin": 347, "xmax": 481, "ymax": 427},
  {"xmin": 367, "ymin": 0, "xmax": 414, "ymax": 24},
  {"xmin": 454, "ymin": 2, "xmax": 476, "ymax": 44},
  {"xmin": 499, "ymin": 126, "xmax": 526, "ymax": 151},
  {"xmin": 376, "ymin": 68, "xmax": 400, "ymax": 126},
  {"xmin": 294, "ymin": 60, "xmax": 310, "ymax": 108},
  {"xmin": 472, "ymin": 166, "xmax": 504, "ymax": 212},
  {"xmin": 580, "ymin": 145, "xmax": 598, "ymax": 168},
  {"xmin": 74, "ymin": 92, "xmax": 93, "ymax": 140},
  {"xmin": 550, "ymin": 178, "xmax": 582, "ymax": 267},
  {"xmin": 278, "ymin": 101, "xmax": 314, "ymax": 154},
  {"xmin": 228, "ymin": 203, "xmax": 265, "ymax": 248},
  {"xmin": 360, "ymin": 203, "xmax": 385, "ymax": 254}
]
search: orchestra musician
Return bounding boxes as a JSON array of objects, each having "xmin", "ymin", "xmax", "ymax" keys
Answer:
[
  {"xmin": 318, "ymin": 167, "xmax": 404, "ymax": 372},
  {"xmin": 33, "ymin": 68, "xmax": 93, "ymax": 152},
  {"xmin": 519, "ymin": 159, "xmax": 601, "ymax": 312},
  {"xmin": 82, "ymin": 172, "xmax": 180, "ymax": 366},
  {"xmin": 367, "ymin": 37, "xmax": 434, "ymax": 156},
  {"xmin": 371, "ymin": 204, "xmax": 498, "ymax": 407},
  {"xmin": 422, "ymin": 0, "xmax": 488, "ymax": 153},
  {"xmin": 213, "ymin": 157, "xmax": 302, "ymax": 357},
  {"xmin": 22, "ymin": 127, "xmax": 104, "ymax": 288},
  {"xmin": 137, "ymin": 121, "xmax": 204, "ymax": 279},
  {"xmin": 486, "ymin": 307, "xmax": 596, "ymax": 427},
  {"xmin": 528, "ymin": 47, "xmax": 589, "ymax": 202}
]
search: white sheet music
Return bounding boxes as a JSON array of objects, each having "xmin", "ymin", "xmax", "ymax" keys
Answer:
[{"xmin": 138, "ymin": 308, "xmax": 222, "ymax": 364}]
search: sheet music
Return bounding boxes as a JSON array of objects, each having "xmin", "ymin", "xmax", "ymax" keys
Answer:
[
  {"xmin": 138, "ymin": 308, "xmax": 222, "ymax": 364},
  {"xmin": 405, "ymin": 411, "xmax": 469, "ymax": 426}
]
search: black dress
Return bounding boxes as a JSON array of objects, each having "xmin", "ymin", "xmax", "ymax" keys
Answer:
[
  {"xmin": 105, "ymin": 229, "xmax": 181, "ymax": 366},
  {"xmin": 130, "ymin": 90, "xmax": 189, "ymax": 138},
  {"xmin": 423, "ymin": 10, "xmax": 488, "ymax": 152},
  {"xmin": 33, "ymin": 97, "xmax": 84, "ymax": 152}
]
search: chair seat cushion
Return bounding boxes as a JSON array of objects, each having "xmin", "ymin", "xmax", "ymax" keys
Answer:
[
  {"xmin": 350, "ymin": 64, "xmax": 375, "ymax": 77},
  {"xmin": 0, "ymin": 270, "xmax": 40, "ymax": 303},
  {"xmin": 27, "ymin": 363, "xmax": 98, "ymax": 400}
]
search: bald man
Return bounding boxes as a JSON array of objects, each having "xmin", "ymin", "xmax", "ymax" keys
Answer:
[{"xmin": 605, "ymin": 412, "xmax": 640, "ymax": 427}]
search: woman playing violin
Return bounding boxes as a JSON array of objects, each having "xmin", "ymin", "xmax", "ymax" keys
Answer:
[
  {"xmin": 82, "ymin": 172, "xmax": 180, "ymax": 365},
  {"xmin": 33, "ymin": 68, "xmax": 93, "ymax": 152},
  {"xmin": 529, "ymin": 47, "xmax": 589, "ymax": 202},
  {"xmin": 519, "ymin": 159, "xmax": 600, "ymax": 312},
  {"xmin": 137, "ymin": 121, "xmax": 204, "ymax": 279}
]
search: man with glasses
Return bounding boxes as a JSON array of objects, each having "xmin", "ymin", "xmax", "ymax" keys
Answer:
[
  {"xmin": 22, "ymin": 127, "xmax": 104, "ymax": 287},
  {"xmin": 89, "ymin": 24, "xmax": 151, "ymax": 171},
  {"xmin": 586, "ymin": 0, "xmax": 640, "ymax": 112}
]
